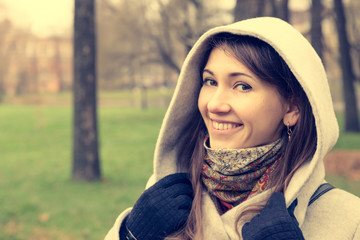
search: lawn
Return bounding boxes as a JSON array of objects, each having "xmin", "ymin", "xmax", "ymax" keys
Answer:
[
  {"xmin": 0, "ymin": 104, "xmax": 165, "ymax": 240},
  {"xmin": 0, "ymin": 93, "xmax": 359, "ymax": 240}
]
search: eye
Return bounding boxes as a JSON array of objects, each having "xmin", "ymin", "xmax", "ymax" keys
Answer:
[
  {"xmin": 202, "ymin": 78, "xmax": 217, "ymax": 87},
  {"xmin": 235, "ymin": 83, "xmax": 252, "ymax": 92}
]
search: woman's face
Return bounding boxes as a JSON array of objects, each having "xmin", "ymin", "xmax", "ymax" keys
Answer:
[{"xmin": 198, "ymin": 46, "xmax": 294, "ymax": 149}]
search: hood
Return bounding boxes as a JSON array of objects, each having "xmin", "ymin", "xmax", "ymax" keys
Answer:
[{"xmin": 151, "ymin": 17, "xmax": 339, "ymax": 225}]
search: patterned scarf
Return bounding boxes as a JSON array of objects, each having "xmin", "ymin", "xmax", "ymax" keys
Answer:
[{"xmin": 201, "ymin": 138, "xmax": 282, "ymax": 213}]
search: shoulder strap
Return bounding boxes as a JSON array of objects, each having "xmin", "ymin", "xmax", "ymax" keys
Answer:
[{"xmin": 308, "ymin": 183, "xmax": 335, "ymax": 206}]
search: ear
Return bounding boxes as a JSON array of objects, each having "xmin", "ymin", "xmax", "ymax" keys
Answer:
[{"xmin": 283, "ymin": 103, "xmax": 300, "ymax": 127}]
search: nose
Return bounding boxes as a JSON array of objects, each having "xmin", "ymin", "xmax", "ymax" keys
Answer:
[{"xmin": 207, "ymin": 89, "xmax": 231, "ymax": 114}]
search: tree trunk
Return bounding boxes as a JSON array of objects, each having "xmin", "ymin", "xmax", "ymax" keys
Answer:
[
  {"xmin": 234, "ymin": 0, "xmax": 260, "ymax": 21},
  {"xmin": 279, "ymin": 0, "xmax": 289, "ymax": 22},
  {"xmin": 311, "ymin": 0, "xmax": 324, "ymax": 61},
  {"xmin": 269, "ymin": 0, "xmax": 289, "ymax": 21},
  {"xmin": 334, "ymin": 0, "xmax": 360, "ymax": 132},
  {"xmin": 256, "ymin": 0, "xmax": 266, "ymax": 17},
  {"xmin": 72, "ymin": 0, "xmax": 101, "ymax": 181},
  {"xmin": 234, "ymin": 0, "xmax": 288, "ymax": 22}
]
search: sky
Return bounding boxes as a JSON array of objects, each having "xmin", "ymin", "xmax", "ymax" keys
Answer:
[
  {"xmin": 1, "ymin": 0, "xmax": 74, "ymax": 37},
  {"xmin": 0, "ymin": 0, "xmax": 310, "ymax": 38}
]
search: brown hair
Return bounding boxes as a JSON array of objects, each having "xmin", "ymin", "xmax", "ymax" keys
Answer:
[{"xmin": 168, "ymin": 33, "xmax": 317, "ymax": 239}]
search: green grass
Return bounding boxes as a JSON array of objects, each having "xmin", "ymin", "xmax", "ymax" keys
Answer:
[
  {"xmin": 326, "ymin": 112, "xmax": 360, "ymax": 197},
  {"xmin": 334, "ymin": 114, "xmax": 360, "ymax": 149},
  {"xmin": 1, "ymin": 88, "xmax": 174, "ymax": 108},
  {"xmin": 0, "ymin": 104, "xmax": 165, "ymax": 240},
  {"xmin": 0, "ymin": 92, "xmax": 359, "ymax": 239},
  {"xmin": 326, "ymin": 175, "xmax": 360, "ymax": 197}
]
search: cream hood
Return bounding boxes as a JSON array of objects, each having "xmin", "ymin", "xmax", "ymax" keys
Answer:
[{"xmin": 151, "ymin": 17, "xmax": 339, "ymax": 225}]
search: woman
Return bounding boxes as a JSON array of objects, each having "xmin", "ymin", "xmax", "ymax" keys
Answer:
[{"xmin": 106, "ymin": 17, "xmax": 360, "ymax": 240}]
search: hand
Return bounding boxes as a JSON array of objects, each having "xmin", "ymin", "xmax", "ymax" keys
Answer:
[
  {"xmin": 242, "ymin": 192, "xmax": 305, "ymax": 240},
  {"xmin": 120, "ymin": 173, "xmax": 193, "ymax": 240}
]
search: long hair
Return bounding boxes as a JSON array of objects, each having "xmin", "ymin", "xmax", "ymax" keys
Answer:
[{"xmin": 168, "ymin": 33, "xmax": 317, "ymax": 239}]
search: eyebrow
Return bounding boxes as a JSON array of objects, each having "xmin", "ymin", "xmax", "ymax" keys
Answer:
[{"xmin": 202, "ymin": 69, "xmax": 256, "ymax": 81}]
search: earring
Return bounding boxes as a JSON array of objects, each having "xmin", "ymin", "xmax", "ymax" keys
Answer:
[{"xmin": 287, "ymin": 122, "xmax": 293, "ymax": 141}]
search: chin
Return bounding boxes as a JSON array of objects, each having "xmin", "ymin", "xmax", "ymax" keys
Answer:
[{"xmin": 210, "ymin": 141, "xmax": 246, "ymax": 149}]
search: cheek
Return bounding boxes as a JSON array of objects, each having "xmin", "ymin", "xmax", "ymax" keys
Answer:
[
  {"xmin": 236, "ymin": 99, "xmax": 265, "ymax": 120},
  {"xmin": 198, "ymin": 90, "xmax": 207, "ymax": 117},
  {"xmin": 243, "ymin": 99, "xmax": 284, "ymax": 126},
  {"xmin": 258, "ymin": 100, "xmax": 287, "ymax": 129}
]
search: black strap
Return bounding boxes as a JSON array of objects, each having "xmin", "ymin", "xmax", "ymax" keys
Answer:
[{"xmin": 308, "ymin": 183, "xmax": 335, "ymax": 206}]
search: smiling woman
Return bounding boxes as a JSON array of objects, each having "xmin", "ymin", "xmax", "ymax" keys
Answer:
[
  {"xmin": 198, "ymin": 43, "xmax": 297, "ymax": 149},
  {"xmin": 106, "ymin": 17, "xmax": 360, "ymax": 240}
]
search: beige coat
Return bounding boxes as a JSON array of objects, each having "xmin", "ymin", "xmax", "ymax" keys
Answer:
[{"xmin": 106, "ymin": 17, "xmax": 360, "ymax": 240}]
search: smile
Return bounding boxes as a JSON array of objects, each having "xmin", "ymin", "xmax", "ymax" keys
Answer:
[{"xmin": 212, "ymin": 121, "xmax": 242, "ymax": 130}]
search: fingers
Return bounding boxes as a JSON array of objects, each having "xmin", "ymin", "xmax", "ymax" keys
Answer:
[
  {"xmin": 267, "ymin": 192, "xmax": 298, "ymax": 215},
  {"xmin": 156, "ymin": 173, "xmax": 191, "ymax": 188},
  {"xmin": 166, "ymin": 182, "xmax": 193, "ymax": 197},
  {"xmin": 175, "ymin": 194, "xmax": 193, "ymax": 210},
  {"xmin": 266, "ymin": 192, "xmax": 286, "ymax": 211}
]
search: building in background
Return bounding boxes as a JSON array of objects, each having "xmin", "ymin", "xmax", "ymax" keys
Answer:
[{"xmin": 0, "ymin": 19, "xmax": 72, "ymax": 95}]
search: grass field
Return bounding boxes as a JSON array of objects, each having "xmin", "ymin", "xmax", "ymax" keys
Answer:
[
  {"xmin": 0, "ymin": 92, "xmax": 359, "ymax": 240},
  {"xmin": 0, "ymin": 104, "xmax": 164, "ymax": 240}
]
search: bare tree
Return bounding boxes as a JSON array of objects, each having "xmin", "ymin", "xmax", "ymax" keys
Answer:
[
  {"xmin": 98, "ymin": 0, "xmax": 226, "ymax": 89},
  {"xmin": 234, "ymin": 0, "xmax": 289, "ymax": 22},
  {"xmin": 0, "ymin": 20, "xmax": 10, "ymax": 98},
  {"xmin": 145, "ymin": 0, "xmax": 226, "ymax": 71},
  {"xmin": 278, "ymin": 0, "xmax": 290, "ymax": 22},
  {"xmin": 347, "ymin": 0, "xmax": 360, "ymax": 81},
  {"xmin": 333, "ymin": 0, "xmax": 360, "ymax": 132},
  {"xmin": 311, "ymin": 0, "xmax": 324, "ymax": 60},
  {"xmin": 234, "ymin": 0, "xmax": 262, "ymax": 21},
  {"xmin": 72, "ymin": 0, "xmax": 101, "ymax": 181}
]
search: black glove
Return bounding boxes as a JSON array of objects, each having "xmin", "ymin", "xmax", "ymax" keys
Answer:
[
  {"xmin": 242, "ymin": 192, "xmax": 305, "ymax": 240},
  {"xmin": 119, "ymin": 173, "xmax": 193, "ymax": 240}
]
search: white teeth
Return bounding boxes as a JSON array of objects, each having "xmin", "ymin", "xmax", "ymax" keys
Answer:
[{"xmin": 212, "ymin": 121, "xmax": 239, "ymax": 130}]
